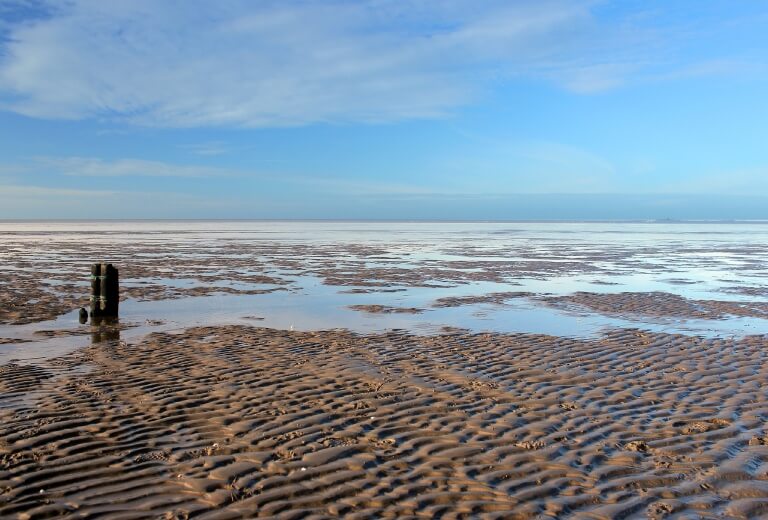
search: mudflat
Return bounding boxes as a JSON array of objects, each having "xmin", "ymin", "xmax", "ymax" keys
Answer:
[
  {"xmin": 2, "ymin": 325, "xmax": 768, "ymax": 518},
  {"xmin": 2, "ymin": 221, "xmax": 768, "ymax": 518}
]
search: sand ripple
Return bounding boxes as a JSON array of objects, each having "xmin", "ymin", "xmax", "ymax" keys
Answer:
[{"xmin": 2, "ymin": 327, "xmax": 768, "ymax": 518}]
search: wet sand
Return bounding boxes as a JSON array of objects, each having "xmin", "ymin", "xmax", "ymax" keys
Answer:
[
  {"xmin": 3, "ymin": 221, "xmax": 768, "ymax": 518},
  {"xmin": 348, "ymin": 304, "xmax": 425, "ymax": 314},
  {"xmin": 2, "ymin": 326, "xmax": 768, "ymax": 518},
  {"xmin": 3, "ymin": 220, "xmax": 768, "ymax": 329},
  {"xmin": 541, "ymin": 292, "xmax": 768, "ymax": 321}
]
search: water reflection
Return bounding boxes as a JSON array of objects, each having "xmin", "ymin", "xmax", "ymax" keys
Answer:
[
  {"xmin": 3, "ymin": 221, "xmax": 768, "ymax": 366},
  {"xmin": 90, "ymin": 316, "xmax": 121, "ymax": 344}
]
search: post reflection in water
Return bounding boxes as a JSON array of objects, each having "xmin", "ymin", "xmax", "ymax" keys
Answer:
[{"xmin": 90, "ymin": 316, "xmax": 121, "ymax": 344}]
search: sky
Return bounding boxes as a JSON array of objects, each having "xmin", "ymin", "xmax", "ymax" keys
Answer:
[{"xmin": 0, "ymin": 0, "xmax": 767, "ymax": 220}]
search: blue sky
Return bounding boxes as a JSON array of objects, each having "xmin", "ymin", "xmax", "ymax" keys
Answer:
[{"xmin": 0, "ymin": 0, "xmax": 767, "ymax": 219}]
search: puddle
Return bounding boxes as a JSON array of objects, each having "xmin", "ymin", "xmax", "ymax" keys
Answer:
[
  {"xmin": 3, "ymin": 274, "xmax": 768, "ymax": 365},
  {"xmin": 2, "ymin": 221, "xmax": 768, "ymax": 365}
]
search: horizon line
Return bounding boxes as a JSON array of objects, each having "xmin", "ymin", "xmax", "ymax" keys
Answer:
[{"xmin": 2, "ymin": 218, "xmax": 768, "ymax": 224}]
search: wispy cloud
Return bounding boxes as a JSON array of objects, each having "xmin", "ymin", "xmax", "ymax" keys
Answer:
[
  {"xmin": 555, "ymin": 62, "xmax": 637, "ymax": 93},
  {"xmin": 0, "ymin": 183, "xmax": 116, "ymax": 218},
  {"xmin": 180, "ymin": 142, "xmax": 232, "ymax": 157},
  {"xmin": 287, "ymin": 176, "xmax": 439, "ymax": 197},
  {"xmin": 0, "ymin": 184, "xmax": 115, "ymax": 198},
  {"xmin": 34, "ymin": 157, "xmax": 236, "ymax": 178},
  {"xmin": 0, "ymin": 155, "xmax": 438, "ymax": 194},
  {"xmin": 2, "ymin": 138, "xmax": 623, "ymax": 195},
  {"xmin": 0, "ymin": 183, "xmax": 230, "ymax": 218},
  {"xmin": 657, "ymin": 167, "xmax": 768, "ymax": 196},
  {"xmin": 0, "ymin": 0, "xmax": 706, "ymax": 128},
  {"xmin": 650, "ymin": 59, "xmax": 768, "ymax": 83}
]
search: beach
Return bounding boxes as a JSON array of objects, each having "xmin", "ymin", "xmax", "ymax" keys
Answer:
[{"xmin": 2, "ymin": 221, "xmax": 768, "ymax": 518}]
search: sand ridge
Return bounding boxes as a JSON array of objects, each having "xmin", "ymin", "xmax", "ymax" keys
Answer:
[
  {"xmin": 542, "ymin": 292, "xmax": 768, "ymax": 320},
  {"xmin": 347, "ymin": 305, "xmax": 425, "ymax": 314},
  {"xmin": 2, "ymin": 326, "xmax": 768, "ymax": 518},
  {"xmin": 431, "ymin": 292, "xmax": 534, "ymax": 308}
]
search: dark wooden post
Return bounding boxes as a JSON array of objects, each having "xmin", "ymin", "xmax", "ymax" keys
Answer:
[
  {"xmin": 90, "ymin": 263, "xmax": 119, "ymax": 318},
  {"xmin": 105, "ymin": 264, "xmax": 119, "ymax": 316},
  {"xmin": 99, "ymin": 262, "xmax": 108, "ymax": 313},
  {"xmin": 90, "ymin": 263, "xmax": 101, "ymax": 317}
]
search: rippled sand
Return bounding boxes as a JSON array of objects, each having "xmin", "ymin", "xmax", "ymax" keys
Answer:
[
  {"xmin": 2, "ymin": 326, "xmax": 768, "ymax": 518},
  {"xmin": 3, "ymin": 221, "xmax": 768, "ymax": 518}
]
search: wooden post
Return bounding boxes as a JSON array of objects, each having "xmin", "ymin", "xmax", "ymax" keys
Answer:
[
  {"xmin": 90, "ymin": 263, "xmax": 101, "ymax": 317},
  {"xmin": 90, "ymin": 263, "xmax": 119, "ymax": 318},
  {"xmin": 105, "ymin": 264, "xmax": 119, "ymax": 316},
  {"xmin": 99, "ymin": 262, "xmax": 108, "ymax": 313}
]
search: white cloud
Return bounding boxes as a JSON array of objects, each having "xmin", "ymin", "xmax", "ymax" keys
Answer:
[
  {"xmin": 0, "ymin": 0, "xmax": 623, "ymax": 127},
  {"xmin": 1, "ymin": 1, "xmax": 764, "ymax": 129}
]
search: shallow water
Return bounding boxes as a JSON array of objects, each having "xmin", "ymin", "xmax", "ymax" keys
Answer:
[{"xmin": 2, "ymin": 220, "xmax": 768, "ymax": 363}]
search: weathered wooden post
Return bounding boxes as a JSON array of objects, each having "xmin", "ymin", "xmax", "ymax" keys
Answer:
[
  {"xmin": 90, "ymin": 263, "xmax": 101, "ymax": 316},
  {"xmin": 90, "ymin": 263, "xmax": 119, "ymax": 318},
  {"xmin": 105, "ymin": 264, "xmax": 119, "ymax": 316}
]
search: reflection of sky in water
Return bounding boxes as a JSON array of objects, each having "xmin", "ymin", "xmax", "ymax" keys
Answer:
[
  {"xmin": 120, "ymin": 277, "xmax": 283, "ymax": 292},
  {"xmin": 4, "ymin": 272, "xmax": 768, "ymax": 365},
  {"xmin": 2, "ymin": 221, "xmax": 768, "ymax": 363}
]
